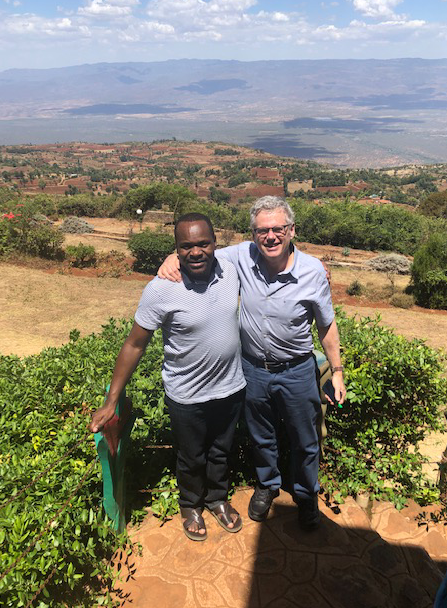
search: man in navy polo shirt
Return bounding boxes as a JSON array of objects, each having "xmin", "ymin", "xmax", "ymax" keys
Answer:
[
  {"xmin": 90, "ymin": 213, "xmax": 246, "ymax": 541},
  {"xmin": 159, "ymin": 197, "xmax": 346, "ymax": 529}
]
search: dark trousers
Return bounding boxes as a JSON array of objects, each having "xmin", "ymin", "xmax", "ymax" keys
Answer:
[
  {"xmin": 165, "ymin": 389, "xmax": 244, "ymax": 509},
  {"xmin": 242, "ymin": 355, "xmax": 321, "ymax": 500}
]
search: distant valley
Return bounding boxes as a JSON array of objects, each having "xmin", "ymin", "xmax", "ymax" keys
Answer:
[{"xmin": 0, "ymin": 58, "xmax": 447, "ymax": 168}]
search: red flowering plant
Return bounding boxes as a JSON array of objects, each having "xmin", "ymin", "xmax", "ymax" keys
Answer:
[{"xmin": 0, "ymin": 201, "xmax": 64, "ymax": 259}]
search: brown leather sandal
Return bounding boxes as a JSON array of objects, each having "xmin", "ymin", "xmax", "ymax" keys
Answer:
[
  {"xmin": 206, "ymin": 502, "xmax": 242, "ymax": 533},
  {"xmin": 180, "ymin": 507, "xmax": 207, "ymax": 541}
]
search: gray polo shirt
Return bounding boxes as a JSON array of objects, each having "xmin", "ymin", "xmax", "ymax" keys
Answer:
[
  {"xmin": 135, "ymin": 258, "xmax": 246, "ymax": 404},
  {"xmin": 216, "ymin": 242, "xmax": 334, "ymax": 361}
]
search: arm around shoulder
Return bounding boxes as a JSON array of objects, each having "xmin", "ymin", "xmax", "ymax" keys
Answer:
[{"xmin": 157, "ymin": 252, "xmax": 181, "ymax": 282}]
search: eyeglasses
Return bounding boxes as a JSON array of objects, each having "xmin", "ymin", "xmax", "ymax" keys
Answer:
[{"xmin": 253, "ymin": 224, "xmax": 292, "ymax": 238}]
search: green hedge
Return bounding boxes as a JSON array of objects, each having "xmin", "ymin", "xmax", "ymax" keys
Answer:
[
  {"xmin": 317, "ymin": 310, "xmax": 447, "ymax": 506},
  {"xmin": 290, "ymin": 199, "xmax": 445, "ymax": 255},
  {"xmin": 0, "ymin": 320, "xmax": 167, "ymax": 608},
  {"xmin": 1, "ymin": 310, "xmax": 446, "ymax": 606}
]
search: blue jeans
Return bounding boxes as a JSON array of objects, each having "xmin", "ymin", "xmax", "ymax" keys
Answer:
[
  {"xmin": 242, "ymin": 355, "xmax": 321, "ymax": 500},
  {"xmin": 165, "ymin": 390, "xmax": 244, "ymax": 509}
]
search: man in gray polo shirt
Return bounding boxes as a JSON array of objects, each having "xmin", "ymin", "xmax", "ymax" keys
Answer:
[
  {"xmin": 159, "ymin": 197, "xmax": 346, "ymax": 529},
  {"xmin": 90, "ymin": 213, "xmax": 246, "ymax": 541}
]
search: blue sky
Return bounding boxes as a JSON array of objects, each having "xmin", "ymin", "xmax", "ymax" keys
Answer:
[{"xmin": 1, "ymin": 0, "xmax": 446, "ymax": 70}]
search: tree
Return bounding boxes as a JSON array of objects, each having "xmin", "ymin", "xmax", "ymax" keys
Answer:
[
  {"xmin": 209, "ymin": 186, "xmax": 230, "ymax": 205},
  {"xmin": 418, "ymin": 191, "xmax": 447, "ymax": 219},
  {"xmin": 411, "ymin": 232, "xmax": 447, "ymax": 309},
  {"xmin": 116, "ymin": 183, "xmax": 197, "ymax": 219}
]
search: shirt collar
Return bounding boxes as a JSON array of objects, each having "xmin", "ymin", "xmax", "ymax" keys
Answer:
[{"xmin": 181, "ymin": 257, "xmax": 223, "ymax": 288}]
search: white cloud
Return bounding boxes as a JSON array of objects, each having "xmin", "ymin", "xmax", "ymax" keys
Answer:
[
  {"xmin": 271, "ymin": 12, "xmax": 289, "ymax": 22},
  {"xmin": 352, "ymin": 0, "xmax": 403, "ymax": 19},
  {"xmin": 0, "ymin": 0, "xmax": 446, "ymax": 69},
  {"xmin": 1, "ymin": 13, "xmax": 91, "ymax": 39},
  {"xmin": 78, "ymin": 0, "xmax": 138, "ymax": 18}
]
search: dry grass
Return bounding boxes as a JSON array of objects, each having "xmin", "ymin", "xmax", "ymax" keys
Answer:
[
  {"xmin": 0, "ymin": 262, "xmax": 145, "ymax": 356},
  {"xmin": 341, "ymin": 304, "xmax": 447, "ymax": 352},
  {"xmin": 62, "ymin": 233, "xmax": 130, "ymax": 255},
  {"xmin": 330, "ymin": 266, "xmax": 410, "ymax": 292}
]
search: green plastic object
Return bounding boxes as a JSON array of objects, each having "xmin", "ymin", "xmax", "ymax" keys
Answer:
[{"xmin": 94, "ymin": 386, "xmax": 136, "ymax": 533}]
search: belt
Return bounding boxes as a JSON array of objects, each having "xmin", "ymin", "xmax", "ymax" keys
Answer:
[{"xmin": 242, "ymin": 351, "xmax": 312, "ymax": 373}]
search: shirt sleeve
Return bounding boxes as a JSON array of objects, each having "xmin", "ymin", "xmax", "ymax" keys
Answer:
[
  {"xmin": 215, "ymin": 243, "xmax": 241, "ymax": 266},
  {"xmin": 312, "ymin": 273, "xmax": 335, "ymax": 329},
  {"xmin": 134, "ymin": 281, "xmax": 166, "ymax": 331}
]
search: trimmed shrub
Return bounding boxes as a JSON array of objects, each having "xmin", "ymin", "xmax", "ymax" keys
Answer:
[
  {"xmin": 366, "ymin": 253, "xmax": 412, "ymax": 275},
  {"xmin": 60, "ymin": 217, "xmax": 94, "ymax": 234},
  {"xmin": 411, "ymin": 232, "xmax": 447, "ymax": 309},
  {"xmin": 2, "ymin": 311, "xmax": 447, "ymax": 606},
  {"xmin": 128, "ymin": 229, "xmax": 175, "ymax": 274}
]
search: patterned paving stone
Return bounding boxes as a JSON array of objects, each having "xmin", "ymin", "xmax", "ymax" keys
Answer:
[{"xmin": 117, "ymin": 489, "xmax": 447, "ymax": 608}]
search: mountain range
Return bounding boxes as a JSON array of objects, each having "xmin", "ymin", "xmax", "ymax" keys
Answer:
[{"xmin": 1, "ymin": 58, "xmax": 447, "ymax": 167}]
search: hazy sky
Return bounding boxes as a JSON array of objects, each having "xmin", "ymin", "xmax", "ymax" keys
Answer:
[{"xmin": 1, "ymin": 0, "xmax": 446, "ymax": 71}]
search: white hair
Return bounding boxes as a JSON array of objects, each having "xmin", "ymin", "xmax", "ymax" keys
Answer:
[{"xmin": 249, "ymin": 196, "xmax": 295, "ymax": 230}]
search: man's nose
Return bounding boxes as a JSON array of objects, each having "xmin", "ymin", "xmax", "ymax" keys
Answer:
[{"xmin": 190, "ymin": 246, "xmax": 203, "ymax": 257}]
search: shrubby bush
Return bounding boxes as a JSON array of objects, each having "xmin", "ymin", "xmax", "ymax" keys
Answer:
[
  {"xmin": 174, "ymin": 199, "xmax": 250, "ymax": 233},
  {"xmin": 0, "ymin": 320, "xmax": 166, "ymax": 608},
  {"xmin": 57, "ymin": 194, "xmax": 111, "ymax": 218},
  {"xmin": 65, "ymin": 243, "xmax": 97, "ymax": 268},
  {"xmin": 411, "ymin": 232, "xmax": 447, "ymax": 309},
  {"xmin": 419, "ymin": 191, "xmax": 447, "ymax": 219},
  {"xmin": 366, "ymin": 253, "xmax": 412, "ymax": 274},
  {"xmin": 346, "ymin": 279, "xmax": 364, "ymax": 296},
  {"xmin": 290, "ymin": 198, "xmax": 444, "ymax": 255},
  {"xmin": 128, "ymin": 229, "xmax": 175, "ymax": 274},
  {"xmin": 0, "ymin": 202, "xmax": 64, "ymax": 259},
  {"xmin": 60, "ymin": 217, "xmax": 94, "ymax": 234},
  {"xmin": 317, "ymin": 310, "xmax": 447, "ymax": 506},
  {"xmin": 1, "ymin": 311, "xmax": 446, "ymax": 605},
  {"xmin": 390, "ymin": 293, "xmax": 414, "ymax": 309}
]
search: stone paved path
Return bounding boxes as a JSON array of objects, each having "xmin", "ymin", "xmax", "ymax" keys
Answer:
[{"xmin": 114, "ymin": 490, "xmax": 447, "ymax": 608}]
